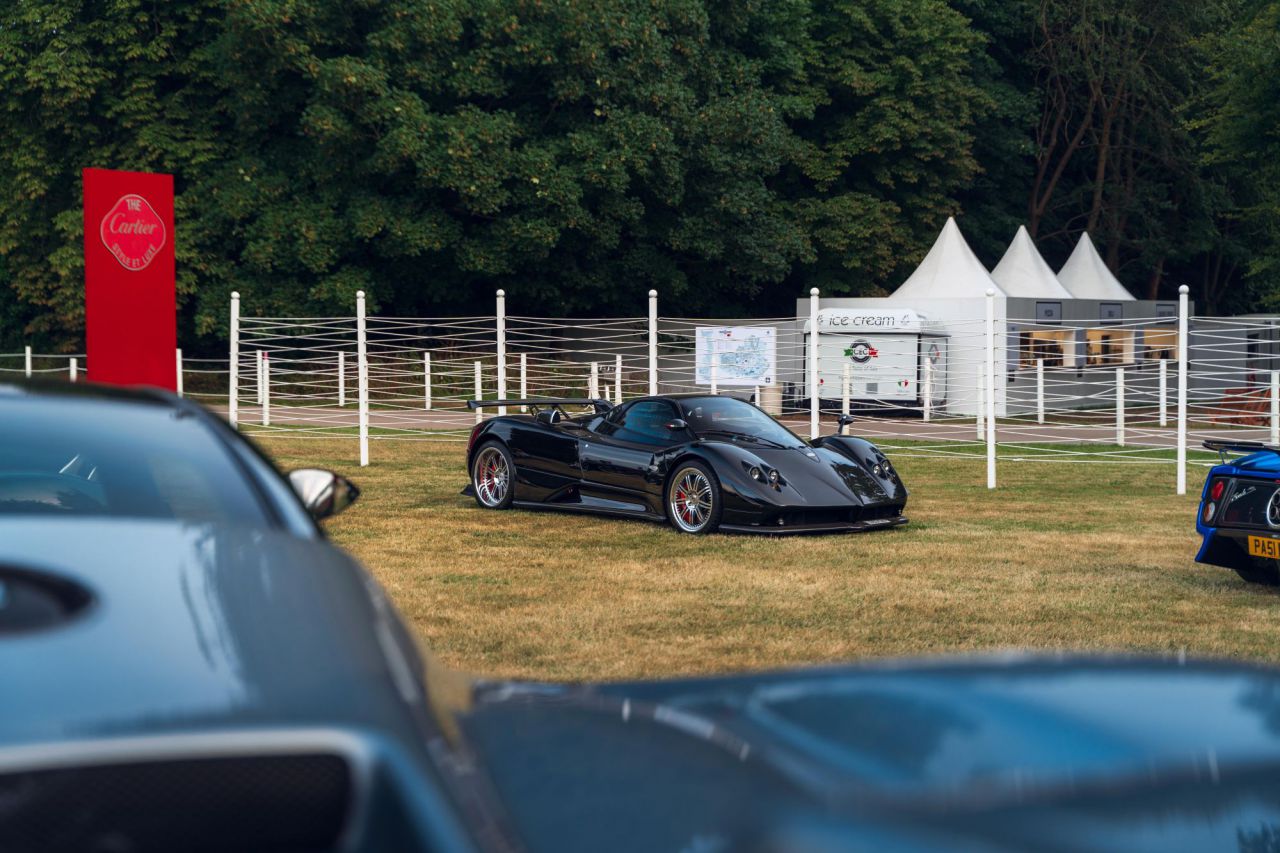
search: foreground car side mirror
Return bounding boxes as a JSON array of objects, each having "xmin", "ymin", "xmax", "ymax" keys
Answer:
[
  {"xmin": 288, "ymin": 469, "xmax": 360, "ymax": 521},
  {"xmin": 666, "ymin": 418, "xmax": 689, "ymax": 431},
  {"xmin": 836, "ymin": 414, "xmax": 855, "ymax": 428}
]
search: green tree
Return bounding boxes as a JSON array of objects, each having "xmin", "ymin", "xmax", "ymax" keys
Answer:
[
  {"xmin": 0, "ymin": 0, "xmax": 226, "ymax": 350},
  {"xmin": 183, "ymin": 0, "xmax": 816, "ymax": 329},
  {"xmin": 780, "ymin": 0, "xmax": 991, "ymax": 298},
  {"xmin": 1195, "ymin": 1, "xmax": 1280, "ymax": 311}
]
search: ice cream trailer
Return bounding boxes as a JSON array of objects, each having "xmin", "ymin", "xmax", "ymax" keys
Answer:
[{"xmin": 803, "ymin": 309, "xmax": 949, "ymax": 413}]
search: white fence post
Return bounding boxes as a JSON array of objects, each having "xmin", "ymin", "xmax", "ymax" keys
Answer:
[
  {"xmin": 69, "ymin": 357, "xmax": 78, "ymax": 383},
  {"xmin": 24, "ymin": 345, "xmax": 31, "ymax": 378},
  {"xmin": 520, "ymin": 353, "xmax": 527, "ymax": 411},
  {"xmin": 175, "ymin": 348, "xmax": 184, "ymax": 398},
  {"xmin": 473, "ymin": 360, "xmax": 482, "ymax": 425},
  {"xmin": 422, "ymin": 352, "xmax": 430, "ymax": 411},
  {"xmin": 809, "ymin": 288, "xmax": 820, "ymax": 440},
  {"xmin": 1158, "ymin": 357, "xmax": 1168, "ymax": 427},
  {"xmin": 710, "ymin": 344, "xmax": 719, "ymax": 395},
  {"xmin": 1036, "ymin": 358, "xmax": 1045, "ymax": 425},
  {"xmin": 1271, "ymin": 370, "xmax": 1278, "ymax": 446},
  {"xmin": 1115, "ymin": 366, "xmax": 1125, "ymax": 447},
  {"xmin": 648, "ymin": 289, "xmax": 658, "ymax": 395},
  {"xmin": 338, "ymin": 352, "xmax": 346, "ymax": 407},
  {"xmin": 615, "ymin": 354, "xmax": 623, "ymax": 405},
  {"xmin": 923, "ymin": 360, "xmax": 933, "ymax": 423},
  {"xmin": 1176, "ymin": 285, "xmax": 1189, "ymax": 495},
  {"xmin": 841, "ymin": 362, "xmax": 851, "ymax": 430},
  {"xmin": 590, "ymin": 361, "xmax": 599, "ymax": 399},
  {"xmin": 985, "ymin": 288, "xmax": 996, "ymax": 490},
  {"xmin": 229, "ymin": 292, "xmax": 240, "ymax": 427},
  {"xmin": 496, "ymin": 289, "xmax": 507, "ymax": 416},
  {"xmin": 261, "ymin": 352, "xmax": 271, "ymax": 427},
  {"xmin": 256, "ymin": 349, "xmax": 264, "ymax": 405},
  {"xmin": 357, "ymin": 291, "xmax": 369, "ymax": 467}
]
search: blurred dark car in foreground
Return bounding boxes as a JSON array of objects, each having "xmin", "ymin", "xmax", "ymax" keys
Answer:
[{"xmin": 5, "ymin": 382, "xmax": 1280, "ymax": 852}]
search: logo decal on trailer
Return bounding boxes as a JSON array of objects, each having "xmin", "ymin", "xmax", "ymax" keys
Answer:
[
  {"xmin": 844, "ymin": 340, "xmax": 878, "ymax": 364},
  {"xmin": 99, "ymin": 194, "xmax": 167, "ymax": 271}
]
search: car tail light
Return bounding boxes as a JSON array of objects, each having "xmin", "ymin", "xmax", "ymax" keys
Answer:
[
  {"xmin": 1203, "ymin": 502, "xmax": 1217, "ymax": 524},
  {"xmin": 467, "ymin": 423, "xmax": 484, "ymax": 454},
  {"xmin": 1210, "ymin": 479, "xmax": 1226, "ymax": 501}
]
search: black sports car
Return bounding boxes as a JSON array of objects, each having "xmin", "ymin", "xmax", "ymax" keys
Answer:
[{"xmin": 463, "ymin": 394, "xmax": 907, "ymax": 534}]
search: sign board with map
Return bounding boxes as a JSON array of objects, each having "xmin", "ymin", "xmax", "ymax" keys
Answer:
[{"xmin": 695, "ymin": 326, "xmax": 777, "ymax": 387}]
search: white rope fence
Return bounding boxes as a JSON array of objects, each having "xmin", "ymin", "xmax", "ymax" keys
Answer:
[{"xmin": 19, "ymin": 284, "xmax": 1280, "ymax": 492}]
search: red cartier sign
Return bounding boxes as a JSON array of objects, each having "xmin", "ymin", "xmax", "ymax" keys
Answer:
[
  {"xmin": 83, "ymin": 168, "xmax": 177, "ymax": 390},
  {"xmin": 99, "ymin": 193, "xmax": 167, "ymax": 271}
]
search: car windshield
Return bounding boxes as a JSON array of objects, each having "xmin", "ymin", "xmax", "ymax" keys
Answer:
[
  {"xmin": 677, "ymin": 396, "xmax": 807, "ymax": 448},
  {"xmin": 0, "ymin": 393, "xmax": 270, "ymax": 525}
]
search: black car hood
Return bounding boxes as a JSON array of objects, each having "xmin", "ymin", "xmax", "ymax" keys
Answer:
[
  {"xmin": 742, "ymin": 445, "xmax": 894, "ymax": 506},
  {"xmin": 462, "ymin": 653, "xmax": 1280, "ymax": 852}
]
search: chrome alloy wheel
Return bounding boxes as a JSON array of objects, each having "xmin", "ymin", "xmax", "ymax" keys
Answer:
[
  {"xmin": 474, "ymin": 446, "xmax": 510, "ymax": 507},
  {"xmin": 669, "ymin": 467, "xmax": 713, "ymax": 533}
]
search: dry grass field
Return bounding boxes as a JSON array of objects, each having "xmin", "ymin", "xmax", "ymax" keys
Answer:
[{"xmin": 256, "ymin": 433, "xmax": 1280, "ymax": 682}]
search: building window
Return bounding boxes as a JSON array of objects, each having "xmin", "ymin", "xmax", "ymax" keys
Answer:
[
  {"xmin": 1143, "ymin": 327, "xmax": 1177, "ymax": 361},
  {"xmin": 1018, "ymin": 329, "xmax": 1074, "ymax": 369},
  {"xmin": 1085, "ymin": 329, "xmax": 1134, "ymax": 366}
]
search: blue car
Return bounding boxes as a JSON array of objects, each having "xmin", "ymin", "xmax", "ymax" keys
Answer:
[
  {"xmin": 11, "ymin": 381, "xmax": 1280, "ymax": 852},
  {"xmin": 1197, "ymin": 439, "xmax": 1280, "ymax": 585}
]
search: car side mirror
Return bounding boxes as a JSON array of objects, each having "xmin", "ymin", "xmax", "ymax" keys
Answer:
[
  {"xmin": 288, "ymin": 468, "xmax": 360, "ymax": 521},
  {"xmin": 836, "ymin": 414, "xmax": 855, "ymax": 428},
  {"xmin": 666, "ymin": 418, "xmax": 689, "ymax": 431}
]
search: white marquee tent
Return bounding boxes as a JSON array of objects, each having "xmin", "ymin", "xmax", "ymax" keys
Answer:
[
  {"xmin": 990, "ymin": 225, "xmax": 1073, "ymax": 299},
  {"xmin": 1057, "ymin": 232, "xmax": 1135, "ymax": 301},
  {"xmin": 889, "ymin": 216, "xmax": 1006, "ymax": 301}
]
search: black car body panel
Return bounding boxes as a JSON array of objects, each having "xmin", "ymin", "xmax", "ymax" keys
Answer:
[
  {"xmin": 464, "ymin": 654, "xmax": 1280, "ymax": 853},
  {"xmin": 465, "ymin": 395, "xmax": 908, "ymax": 533}
]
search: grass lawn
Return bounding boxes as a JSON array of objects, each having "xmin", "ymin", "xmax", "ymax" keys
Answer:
[{"xmin": 256, "ymin": 434, "xmax": 1280, "ymax": 682}]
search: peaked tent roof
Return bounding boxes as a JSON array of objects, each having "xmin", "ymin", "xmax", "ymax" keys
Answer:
[
  {"xmin": 1057, "ymin": 232, "xmax": 1135, "ymax": 300},
  {"xmin": 889, "ymin": 217, "xmax": 1006, "ymax": 301},
  {"xmin": 990, "ymin": 225, "xmax": 1073, "ymax": 299}
]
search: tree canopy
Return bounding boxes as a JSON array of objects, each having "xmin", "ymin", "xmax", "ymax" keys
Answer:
[{"xmin": 1, "ymin": 0, "xmax": 1278, "ymax": 351}]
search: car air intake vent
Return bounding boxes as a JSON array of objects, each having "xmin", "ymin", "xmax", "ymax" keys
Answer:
[
  {"xmin": 0, "ymin": 752, "xmax": 352, "ymax": 852},
  {"xmin": 0, "ymin": 566, "xmax": 92, "ymax": 635}
]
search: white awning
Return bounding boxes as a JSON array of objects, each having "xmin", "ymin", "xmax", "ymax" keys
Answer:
[
  {"xmin": 889, "ymin": 217, "xmax": 1005, "ymax": 301},
  {"xmin": 991, "ymin": 225, "xmax": 1073, "ymax": 299}
]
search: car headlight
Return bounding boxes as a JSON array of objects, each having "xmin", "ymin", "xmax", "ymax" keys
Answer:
[
  {"xmin": 748, "ymin": 465, "xmax": 765, "ymax": 482},
  {"xmin": 768, "ymin": 468, "xmax": 780, "ymax": 486}
]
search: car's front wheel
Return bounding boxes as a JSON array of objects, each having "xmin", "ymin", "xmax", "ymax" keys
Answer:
[
  {"xmin": 472, "ymin": 441, "xmax": 515, "ymax": 510},
  {"xmin": 667, "ymin": 462, "xmax": 723, "ymax": 534}
]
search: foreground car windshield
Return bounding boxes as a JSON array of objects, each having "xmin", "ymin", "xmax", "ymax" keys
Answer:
[
  {"xmin": 677, "ymin": 396, "xmax": 807, "ymax": 448},
  {"xmin": 1, "ymin": 394, "xmax": 268, "ymax": 524}
]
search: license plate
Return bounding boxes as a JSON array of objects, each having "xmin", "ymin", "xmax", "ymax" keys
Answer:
[{"xmin": 1249, "ymin": 536, "xmax": 1280, "ymax": 559}]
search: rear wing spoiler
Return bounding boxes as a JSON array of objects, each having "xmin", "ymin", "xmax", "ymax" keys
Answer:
[
  {"xmin": 466, "ymin": 398, "xmax": 614, "ymax": 414},
  {"xmin": 1202, "ymin": 439, "xmax": 1280, "ymax": 462}
]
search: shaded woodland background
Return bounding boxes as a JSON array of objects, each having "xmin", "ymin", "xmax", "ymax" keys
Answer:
[{"xmin": 1, "ymin": 0, "xmax": 1277, "ymax": 352}]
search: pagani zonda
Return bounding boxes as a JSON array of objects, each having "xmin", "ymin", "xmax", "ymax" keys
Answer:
[
  {"xmin": 463, "ymin": 394, "xmax": 907, "ymax": 534},
  {"xmin": 1196, "ymin": 439, "xmax": 1280, "ymax": 584}
]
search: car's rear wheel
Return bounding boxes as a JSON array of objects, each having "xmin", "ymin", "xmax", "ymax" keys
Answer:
[
  {"xmin": 667, "ymin": 462, "xmax": 722, "ymax": 535},
  {"xmin": 472, "ymin": 442, "xmax": 514, "ymax": 510}
]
